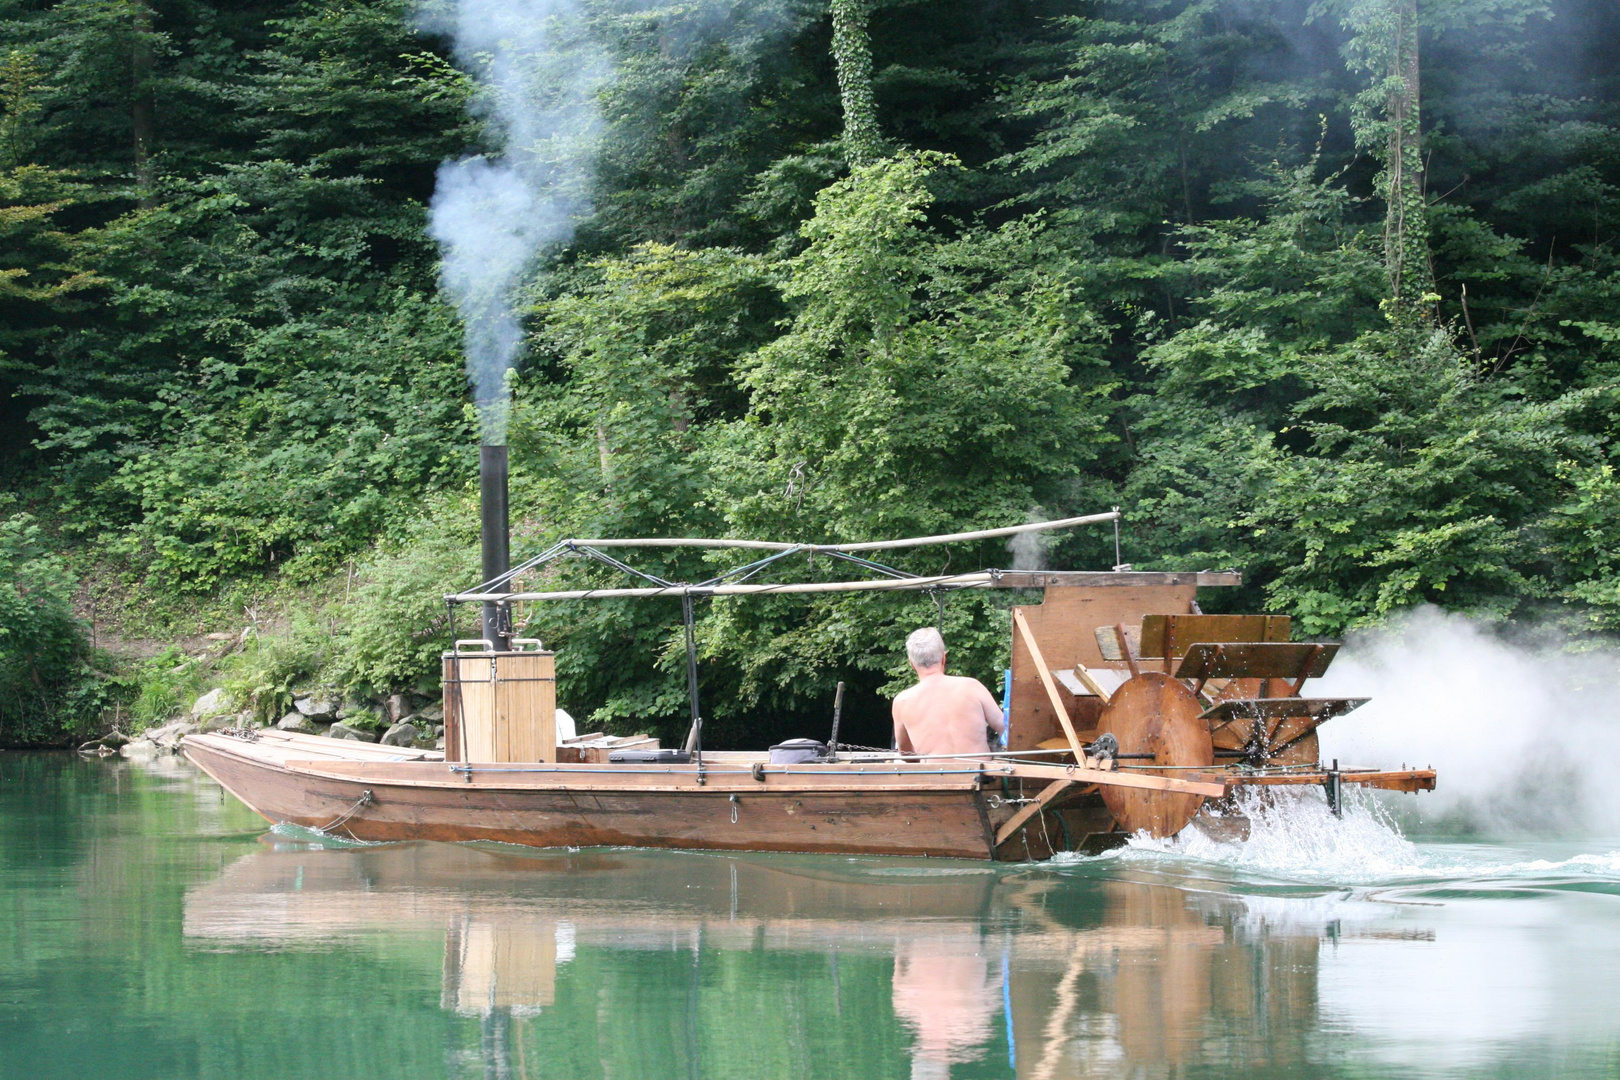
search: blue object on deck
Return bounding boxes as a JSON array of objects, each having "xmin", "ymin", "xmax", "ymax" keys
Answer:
[{"xmin": 1000, "ymin": 668, "xmax": 1013, "ymax": 749}]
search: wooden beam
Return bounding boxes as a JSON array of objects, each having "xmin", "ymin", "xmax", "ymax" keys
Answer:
[
  {"xmin": 1013, "ymin": 608, "xmax": 1085, "ymax": 757},
  {"xmin": 1217, "ymin": 768, "xmax": 1436, "ymax": 792},
  {"xmin": 1289, "ymin": 644, "xmax": 1325, "ymax": 695},
  {"xmin": 993, "ymin": 779, "xmax": 1077, "ymax": 847},
  {"xmin": 997, "ymin": 760, "xmax": 1227, "ymax": 798},
  {"xmin": 1069, "ymin": 661, "xmax": 1113, "ymax": 704},
  {"xmin": 1114, "ymin": 623, "xmax": 1141, "ymax": 679}
]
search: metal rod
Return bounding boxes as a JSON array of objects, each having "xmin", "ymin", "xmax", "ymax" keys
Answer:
[
  {"xmin": 478, "ymin": 444, "xmax": 511, "ymax": 650},
  {"xmin": 817, "ymin": 549, "xmax": 918, "ymax": 579},
  {"xmin": 827, "ymin": 681, "xmax": 846, "ymax": 761},
  {"xmin": 679, "ymin": 592, "xmax": 704, "ymax": 779},
  {"xmin": 573, "ymin": 544, "xmax": 676, "ymax": 588},
  {"xmin": 452, "ymin": 572, "xmax": 996, "ymax": 603},
  {"xmin": 557, "ymin": 511, "xmax": 1121, "ymax": 553},
  {"xmin": 693, "ymin": 546, "xmax": 806, "ymax": 588}
]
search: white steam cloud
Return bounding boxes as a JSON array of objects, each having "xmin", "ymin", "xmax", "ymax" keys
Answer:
[
  {"xmin": 423, "ymin": 0, "xmax": 609, "ymax": 444},
  {"xmin": 1315, "ymin": 606, "xmax": 1620, "ymax": 838},
  {"xmin": 1006, "ymin": 511, "xmax": 1048, "ymax": 572}
]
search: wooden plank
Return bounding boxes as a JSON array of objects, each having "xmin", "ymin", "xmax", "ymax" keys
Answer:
[
  {"xmin": 1215, "ymin": 769, "xmax": 1436, "ymax": 793},
  {"xmin": 1174, "ymin": 642, "xmax": 1339, "ymax": 681},
  {"xmin": 450, "ymin": 650, "xmax": 557, "ymax": 764},
  {"xmin": 442, "ymin": 653, "xmax": 463, "ymax": 763},
  {"xmin": 1139, "ymin": 614, "xmax": 1291, "ymax": 658},
  {"xmin": 993, "ymin": 779, "xmax": 1077, "ymax": 847},
  {"xmin": 1053, "ymin": 667, "xmax": 1127, "ymax": 700},
  {"xmin": 998, "ymin": 760, "xmax": 1228, "ymax": 798},
  {"xmin": 1094, "ymin": 623, "xmax": 1142, "ymax": 661},
  {"xmin": 1199, "ymin": 697, "xmax": 1367, "ymax": 722},
  {"xmin": 1007, "ymin": 583, "xmax": 1200, "ymax": 751},
  {"xmin": 1013, "ymin": 609, "xmax": 1085, "ymax": 757}
]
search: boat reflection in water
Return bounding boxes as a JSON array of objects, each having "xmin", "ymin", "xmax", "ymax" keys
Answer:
[{"xmin": 181, "ymin": 836, "xmax": 1407, "ymax": 1079}]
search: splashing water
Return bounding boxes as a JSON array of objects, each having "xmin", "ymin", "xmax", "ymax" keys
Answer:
[{"xmin": 1121, "ymin": 787, "xmax": 1425, "ymax": 883}]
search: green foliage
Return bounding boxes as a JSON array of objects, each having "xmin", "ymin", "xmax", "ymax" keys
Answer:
[
  {"xmin": 1, "ymin": 0, "xmax": 1618, "ymax": 748},
  {"xmin": 125, "ymin": 647, "xmax": 205, "ymax": 730},
  {"xmin": 0, "ymin": 509, "xmax": 114, "ymax": 745},
  {"xmin": 327, "ymin": 501, "xmax": 479, "ymax": 696},
  {"xmin": 219, "ymin": 622, "xmax": 331, "ymax": 725},
  {"xmin": 830, "ymin": 0, "xmax": 881, "ymax": 163}
]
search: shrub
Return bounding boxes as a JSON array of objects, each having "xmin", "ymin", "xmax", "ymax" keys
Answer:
[{"xmin": 0, "ymin": 510, "xmax": 116, "ymax": 745}]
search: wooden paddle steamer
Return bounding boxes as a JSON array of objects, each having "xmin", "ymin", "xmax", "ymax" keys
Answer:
[{"xmin": 185, "ymin": 514, "xmax": 1435, "ymax": 860}]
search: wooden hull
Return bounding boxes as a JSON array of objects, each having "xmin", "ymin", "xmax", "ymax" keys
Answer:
[{"xmin": 184, "ymin": 732, "xmax": 1039, "ymax": 860}]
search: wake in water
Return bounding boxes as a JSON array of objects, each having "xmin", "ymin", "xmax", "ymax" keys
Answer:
[
  {"xmin": 1121, "ymin": 788, "xmax": 1424, "ymax": 883},
  {"xmin": 1053, "ymin": 787, "xmax": 1620, "ymax": 892},
  {"xmin": 266, "ymin": 822, "xmax": 384, "ymax": 850}
]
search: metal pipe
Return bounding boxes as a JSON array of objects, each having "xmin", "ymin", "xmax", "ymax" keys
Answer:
[
  {"xmin": 453, "ymin": 571, "xmax": 997, "ymax": 603},
  {"xmin": 479, "ymin": 444, "xmax": 511, "ymax": 650},
  {"xmin": 827, "ymin": 681, "xmax": 845, "ymax": 760},
  {"xmin": 554, "ymin": 511, "xmax": 1121, "ymax": 554}
]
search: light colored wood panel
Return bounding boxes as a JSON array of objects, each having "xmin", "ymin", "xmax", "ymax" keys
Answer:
[
  {"xmin": 446, "ymin": 650, "xmax": 557, "ymax": 764},
  {"xmin": 1008, "ymin": 584, "xmax": 1198, "ymax": 751},
  {"xmin": 1139, "ymin": 614, "xmax": 1291, "ymax": 658}
]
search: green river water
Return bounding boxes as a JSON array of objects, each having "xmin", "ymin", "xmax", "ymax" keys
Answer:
[{"xmin": 2, "ymin": 752, "xmax": 1617, "ymax": 1079}]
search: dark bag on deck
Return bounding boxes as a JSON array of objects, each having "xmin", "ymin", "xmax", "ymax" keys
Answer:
[
  {"xmin": 607, "ymin": 749, "xmax": 692, "ymax": 764},
  {"xmin": 768, "ymin": 738, "xmax": 829, "ymax": 764}
]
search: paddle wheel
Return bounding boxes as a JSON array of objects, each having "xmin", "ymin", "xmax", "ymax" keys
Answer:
[{"xmin": 1004, "ymin": 595, "xmax": 1433, "ymax": 851}]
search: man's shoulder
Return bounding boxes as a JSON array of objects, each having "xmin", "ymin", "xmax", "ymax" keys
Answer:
[{"xmin": 945, "ymin": 674, "xmax": 991, "ymax": 692}]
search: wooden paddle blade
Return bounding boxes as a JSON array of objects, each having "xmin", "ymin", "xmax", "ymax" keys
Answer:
[
  {"xmin": 1199, "ymin": 697, "xmax": 1367, "ymax": 722},
  {"xmin": 1175, "ymin": 642, "xmax": 1339, "ymax": 681}
]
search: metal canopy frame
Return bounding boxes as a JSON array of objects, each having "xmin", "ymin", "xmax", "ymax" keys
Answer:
[{"xmin": 439, "ymin": 509, "xmax": 1239, "ymax": 776}]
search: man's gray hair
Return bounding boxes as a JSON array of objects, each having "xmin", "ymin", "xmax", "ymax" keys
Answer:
[{"xmin": 906, "ymin": 627, "xmax": 946, "ymax": 669}]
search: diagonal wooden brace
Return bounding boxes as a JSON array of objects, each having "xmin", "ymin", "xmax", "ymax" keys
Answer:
[
  {"xmin": 993, "ymin": 778, "xmax": 1078, "ymax": 847},
  {"xmin": 1013, "ymin": 608, "xmax": 1086, "ymax": 758}
]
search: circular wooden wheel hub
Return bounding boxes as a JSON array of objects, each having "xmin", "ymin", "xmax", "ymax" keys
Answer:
[{"xmin": 1097, "ymin": 673, "xmax": 1214, "ymax": 838}]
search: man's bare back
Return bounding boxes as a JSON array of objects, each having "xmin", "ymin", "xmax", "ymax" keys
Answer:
[{"xmin": 893, "ymin": 673, "xmax": 1005, "ymax": 755}]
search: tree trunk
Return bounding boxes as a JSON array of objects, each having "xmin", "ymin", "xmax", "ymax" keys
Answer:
[
  {"xmin": 131, "ymin": 3, "xmax": 156, "ymax": 207},
  {"xmin": 1382, "ymin": 0, "xmax": 1428, "ymax": 302},
  {"xmin": 830, "ymin": 0, "xmax": 881, "ymax": 165}
]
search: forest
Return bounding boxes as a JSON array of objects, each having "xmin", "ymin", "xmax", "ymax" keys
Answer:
[{"xmin": 0, "ymin": 0, "xmax": 1616, "ymax": 748}]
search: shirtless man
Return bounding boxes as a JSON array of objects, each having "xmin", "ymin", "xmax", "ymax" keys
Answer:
[{"xmin": 891, "ymin": 627, "xmax": 1005, "ymax": 756}]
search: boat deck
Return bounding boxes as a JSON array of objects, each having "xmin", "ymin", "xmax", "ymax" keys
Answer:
[{"xmin": 241, "ymin": 729, "xmax": 445, "ymax": 765}]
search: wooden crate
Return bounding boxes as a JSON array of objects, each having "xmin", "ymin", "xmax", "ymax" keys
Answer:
[{"xmin": 442, "ymin": 648, "xmax": 557, "ymax": 763}]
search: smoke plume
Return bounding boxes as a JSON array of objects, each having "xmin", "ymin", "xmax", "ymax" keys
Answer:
[
  {"xmin": 423, "ymin": 0, "xmax": 608, "ymax": 444},
  {"xmin": 1315, "ymin": 606, "xmax": 1620, "ymax": 838}
]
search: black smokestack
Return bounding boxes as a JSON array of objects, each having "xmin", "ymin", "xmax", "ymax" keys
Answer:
[{"xmin": 479, "ymin": 444, "xmax": 511, "ymax": 650}]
